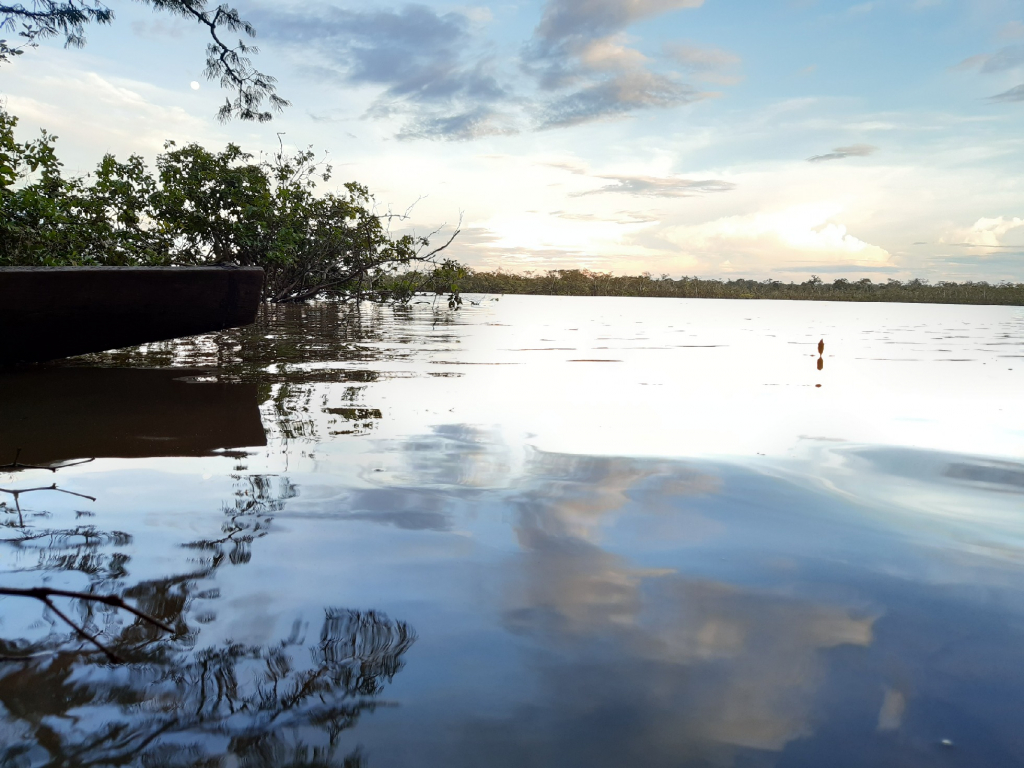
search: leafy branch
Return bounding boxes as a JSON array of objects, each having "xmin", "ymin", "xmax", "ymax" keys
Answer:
[{"xmin": 0, "ymin": 0, "xmax": 287, "ymax": 121}]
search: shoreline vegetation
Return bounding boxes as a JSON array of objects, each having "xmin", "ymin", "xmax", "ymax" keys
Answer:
[
  {"xmin": 1, "ymin": 108, "xmax": 462, "ymax": 306},
  {"xmin": 452, "ymin": 270, "xmax": 1024, "ymax": 305}
]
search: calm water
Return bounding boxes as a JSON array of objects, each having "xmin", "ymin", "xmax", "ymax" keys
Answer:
[{"xmin": 1, "ymin": 296, "xmax": 1023, "ymax": 767}]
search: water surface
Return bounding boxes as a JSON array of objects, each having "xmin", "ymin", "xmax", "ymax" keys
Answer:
[{"xmin": 2, "ymin": 296, "xmax": 1023, "ymax": 766}]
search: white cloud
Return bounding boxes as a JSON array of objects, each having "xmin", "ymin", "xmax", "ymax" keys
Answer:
[
  {"xmin": 941, "ymin": 216, "xmax": 1024, "ymax": 247},
  {"xmin": 1, "ymin": 50, "xmax": 222, "ymax": 171},
  {"xmin": 655, "ymin": 204, "xmax": 893, "ymax": 270}
]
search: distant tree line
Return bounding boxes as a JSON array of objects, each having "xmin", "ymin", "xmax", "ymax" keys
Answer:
[
  {"xmin": 457, "ymin": 269, "xmax": 1024, "ymax": 306},
  {"xmin": 0, "ymin": 108, "xmax": 464, "ymax": 304}
]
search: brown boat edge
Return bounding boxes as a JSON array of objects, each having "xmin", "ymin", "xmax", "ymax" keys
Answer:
[{"xmin": 0, "ymin": 266, "xmax": 265, "ymax": 364}]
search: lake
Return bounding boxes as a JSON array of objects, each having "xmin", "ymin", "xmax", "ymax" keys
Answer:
[{"xmin": 2, "ymin": 295, "xmax": 1023, "ymax": 767}]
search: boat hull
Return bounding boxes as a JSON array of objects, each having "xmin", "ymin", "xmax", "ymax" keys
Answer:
[{"xmin": 0, "ymin": 266, "xmax": 264, "ymax": 364}]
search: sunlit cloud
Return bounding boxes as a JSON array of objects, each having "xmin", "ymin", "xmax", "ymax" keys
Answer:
[
  {"xmin": 807, "ymin": 144, "xmax": 878, "ymax": 162},
  {"xmin": 940, "ymin": 216, "xmax": 1024, "ymax": 247},
  {"xmin": 574, "ymin": 173, "xmax": 735, "ymax": 197},
  {"xmin": 653, "ymin": 205, "xmax": 893, "ymax": 271}
]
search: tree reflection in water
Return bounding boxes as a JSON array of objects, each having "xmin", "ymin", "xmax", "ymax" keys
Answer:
[{"xmin": 0, "ymin": 473, "xmax": 415, "ymax": 767}]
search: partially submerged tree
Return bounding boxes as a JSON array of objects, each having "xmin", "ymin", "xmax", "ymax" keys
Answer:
[
  {"xmin": 0, "ymin": 108, "xmax": 465, "ymax": 305},
  {"xmin": 0, "ymin": 0, "xmax": 286, "ymax": 121}
]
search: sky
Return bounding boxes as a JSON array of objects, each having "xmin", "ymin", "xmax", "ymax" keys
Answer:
[{"xmin": 1, "ymin": 0, "xmax": 1023, "ymax": 281}]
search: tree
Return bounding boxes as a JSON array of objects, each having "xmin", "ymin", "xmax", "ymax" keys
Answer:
[
  {"xmin": 0, "ymin": 0, "xmax": 285, "ymax": 121},
  {"xmin": 0, "ymin": 107, "xmax": 466, "ymax": 304}
]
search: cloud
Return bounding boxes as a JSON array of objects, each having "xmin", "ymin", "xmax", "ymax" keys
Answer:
[
  {"xmin": 848, "ymin": 2, "xmax": 876, "ymax": 14},
  {"xmin": 256, "ymin": 2, "xmax": 722, "ymax": 137},
  {"xmin": 533, "ymin": 0, "xmax": 704, "ymax": 52},
  {"xmin": 395, "ymin": 107, "xmax": 519, "ymax": 141},
  {"xmin": 522, "ymin": 0, "xmax": 716, "ymax": 128},
  {"xmin": 552, "ymin": 210, "xmax": 659, "ymax": 223},
  {"xmin": 807, "ymin": 144, "xmax": 878, "ymax": 162},
  {"xmin": 540, "ymin": 160, "xmax": 590, "ymax": 175},
  {"xmin": 664, "ymin": 42, "xmax": 742, "ymax": 84},
  {"xmin": 651, "ymin": 205, "xmax": 893, "ymax": 271},
  {"xmin": 990, "ymin": 84, "xmax": 1024, "ymax": 102},
  {"xmin": 952, "ymin": 54, "xmax": 990, "ymax": 71},
  {"xmin": 940, "ymin": 216, "xmax": 1024, "ymax": 247},
  {"xmin": 980, "ymin": 44, "xmax": 1024, "ymax": 74},
  {"xmin": 254, "ymin": 4, "xmax": 515, "ymax": 139},
  {"xmin": 1, "ymin": 54, "xmax": 217, "ymax": 162},
  {"xmin": 953, "ymin": 45, "xmax": 1024, "ymax": 104},
  {"xmin": 576, "ymin": 174, "xmax": 735, "ymax": 197},
  {"xmin": 130, "ymin": 19, "xmax": 186, "ymax": 39},
  {"xmin": 999, "ymin": 20, "xmax": 1024, "ymax": 40},
  {"xmin": 540, "ymin": 68, "xmax": 704, "ymax": 127}
]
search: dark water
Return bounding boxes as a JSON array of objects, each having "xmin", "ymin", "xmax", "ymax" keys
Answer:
[{"xmin": 1, "ymin": 297, "xmax": 1024, "ymax": 767}]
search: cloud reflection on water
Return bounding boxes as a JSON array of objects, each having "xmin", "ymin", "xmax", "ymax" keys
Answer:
[{"xmin": 5, "ymin": 299, "xmax": 1024, "ymax": 766}]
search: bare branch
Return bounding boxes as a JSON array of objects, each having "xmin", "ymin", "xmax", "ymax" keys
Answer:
[{"xmin": 418, "ymin": 214, "xmax": 463, "ymax": 262}]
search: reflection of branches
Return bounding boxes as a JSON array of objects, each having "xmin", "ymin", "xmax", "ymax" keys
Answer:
[
  {"xmin": 1, "ymin": 472, "xmax": 415, "ymax": 764},
  {"xmin": 0, "ymin": 608, "xmax": 414, "ymax": 764},
  {"xmin": 183, "ymin": 474, "xmax": 292, "ymax": 568},
  {"xmin": 0, "ymin": 448, "xmax": 95, "ymax": 473},
  {"xmin": 0, "ymin": 586, "xmax": 172, "ymax": 663},
  {"xmin": 1, "ymin": 482, "xmax": 95, "ymax": 527}
]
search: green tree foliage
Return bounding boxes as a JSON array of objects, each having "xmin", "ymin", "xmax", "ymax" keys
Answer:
[
  {"xmin": 460, "ymin": 269, "xmax": 1024, "ymax": 306},
  {"xmin": 0, "ymin": 108, "xmax": 465, "ymax": 304},
  {"xmin": 0, "ymin": 0, "xmax": 285, "ymax": 121}
]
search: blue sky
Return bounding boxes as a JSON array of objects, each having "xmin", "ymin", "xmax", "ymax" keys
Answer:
[{"xmin": 2, "ymin": 0, "xmax": 1022, "ymax": 280}]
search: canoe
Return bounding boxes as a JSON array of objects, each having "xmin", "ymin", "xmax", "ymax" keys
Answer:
[{"xmin": 0, "ymin": 266, "xmax": 264, "ymax": 364}]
